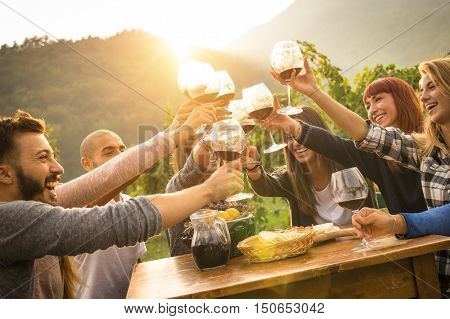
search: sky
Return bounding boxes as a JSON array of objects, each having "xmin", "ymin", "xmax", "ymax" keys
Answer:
[{"xmin": 0, "ymin": 0, "xmax": 294, "ymax": 52}]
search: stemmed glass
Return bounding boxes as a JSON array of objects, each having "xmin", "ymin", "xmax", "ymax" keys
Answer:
[
  {"xmin": 210, "ymin": 119, "xmax": 254, "ymax": 202},
  {"xmin": 215, "ymin": 71, "xmax": 235, "ymax": 106},
  {"xmin": 228, "ymin": 99, "xmax": 256, "ymax": 134},
  {"xmin": 330, "ymin": 167, "xmax": 370, "ymax": 251},
  {"xmin": 185, "ymin": 62, "xmax": 219, "ymax": 103},
  {"xmin": 271, "ymin": 41, "xmax": 305, "ymax": 115},
  {"xmin": 242, "ymin": 83, "xmax": 287, "ymax": 154},
  {"xmin": 178, "ymin": 61, "xmax": 219, "ymax": 135}
]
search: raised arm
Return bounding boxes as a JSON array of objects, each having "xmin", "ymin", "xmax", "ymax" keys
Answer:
[
  {"xmin": 272, "ymin": 58, "xmax": 369, "ymax": 141},
  {"xmin": 56, "ymin": 104, "xmax": 217, "ymax": 208}
]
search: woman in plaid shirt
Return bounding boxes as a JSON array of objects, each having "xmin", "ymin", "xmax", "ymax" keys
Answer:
[{"xmin": 271, "ymin": 56, "xmax": 449, "ymax": 297}]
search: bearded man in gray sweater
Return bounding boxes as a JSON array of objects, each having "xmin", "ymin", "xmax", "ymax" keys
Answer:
[{"xmin": 0, "ymin": 110, "xmax": 244, "ymax": 298}]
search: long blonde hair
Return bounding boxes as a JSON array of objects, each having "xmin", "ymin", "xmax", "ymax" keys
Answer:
[
  {"xmin": 413, "ymin": 57, "xmax": 450, "ymax": 157},
  {"xmin": 61, "ymin": 256, "xmax": 81, "ymax": 299}
]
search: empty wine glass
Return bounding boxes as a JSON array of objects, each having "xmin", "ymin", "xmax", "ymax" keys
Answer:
[
  {"xmin": 242, "ymin": 83, "xmax": 287, "ymax": 154},
  {"xmin": 210, "ymin": 119, "xmax": 254, "ymax": 202},
  {"xmin": 330, "ymin": 167, "xmax": 371, "ymax": 251},
  {"xmin": 271, "ymin": 41, "xmax": 305, "ymax": 115}
]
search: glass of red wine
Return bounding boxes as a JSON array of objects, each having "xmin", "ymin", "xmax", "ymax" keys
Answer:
[
  {"xmin": 271, "ymin": 41, "xmax": 305, "ymax": 116},
  {"xmin": 186, "ymin": 62, "xmax": 219, "ymax": 103},
  {"xmin": 330, "ymin": 167, "xmax": 371, "ymax": 251},
  {"xmin": 242, "ymin": 83, "xmax": 287, "ymax": 154},
  {"xmin": 215, "ymin": 71, "xmax": 235, "ymax": 106},
  {"xmin": 178, "ymin": 62, "xmax": 219, "ymax": 135},
  {"xmin": 228, "ymin": 99, "xmax": 256, "ymax": 134},
  {"xmin": 210, "ymin": 119, "xmax": 254, "ymax": 202}
]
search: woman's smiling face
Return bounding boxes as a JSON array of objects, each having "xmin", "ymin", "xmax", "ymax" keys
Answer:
[
  {"xmin": 420, "ymin": 74, "xmax": 450, "ymax": 126},
  {"xmin": 287, "ymin": 137, "xmax": 316, "ymax": 164},
  {"xmin": 365, "ymin": 92, "xmax": 399, "ymax": 128}
]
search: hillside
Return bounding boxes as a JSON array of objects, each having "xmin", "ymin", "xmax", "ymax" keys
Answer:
[
  {"xmin": 227, "ymin": 0, "xmax": 450, "ymax": 80},
  {"xmin": 0, "ymin": 31, "xmax": 259, "ymax": 180}
]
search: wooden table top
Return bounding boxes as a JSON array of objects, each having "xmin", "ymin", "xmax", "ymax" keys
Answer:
[{"xmin": 127, "ymin": 235, "xmax": 450, "ymax": 299}]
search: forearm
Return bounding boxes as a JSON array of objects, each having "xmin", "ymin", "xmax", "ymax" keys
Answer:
[
  {"xmin": 308, "ymin": 89, "xmax": 369, "ymax": 141},
  {"xmin": 0, "ymin": 198, "xmax": 162, "ymax": 261},
  {"xmin": 57, "ymin": 132, "xmax": 175, "ymax": 208},
  {"xmin": 400, "ymin": 204, "xmax": 450, "ymax": 238},
  {"xmin": 165, "ymin": 152, "xmax": 211, "ymax": 193},
  {"xmin": 249, "ymin": 167, "xmax": 286, "ymax": 198},
  {"xmin": 148, "ymin": 184, "xmax": 213, "ymax": 229}
]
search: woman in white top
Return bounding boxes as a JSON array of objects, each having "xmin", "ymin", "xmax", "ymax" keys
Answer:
[{"xmin": 247, "ymin": 105, "xmax": 376, "ymax": 227}]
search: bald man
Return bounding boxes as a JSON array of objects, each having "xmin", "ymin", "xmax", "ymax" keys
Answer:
[{"xmin": 76, "ymin": 130, "xmax": 146, "ymax": 299}]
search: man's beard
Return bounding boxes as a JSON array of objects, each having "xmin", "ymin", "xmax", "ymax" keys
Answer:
[{"xmin": 15, "ymin": 165, "xmax": 56, "ymax": 204}]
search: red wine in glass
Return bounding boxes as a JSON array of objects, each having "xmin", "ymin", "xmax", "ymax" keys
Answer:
[
  {"xmin": 241, "ymin": 124, "xmax": 255, "ymax": 134},
  {"xmin": 280, "ymin": 67, "xmax": 303, "ymax": 81},
  {"xmin": 337, "ymin": 197, "xmax": 366, "ymax": 210},
  {"xmin": 248, "ymin": 107, "xmax": 273, "ymax": 121},
  {"xmin": 215, "ymin": 150, "xmax": 241, "ymax": 162}
]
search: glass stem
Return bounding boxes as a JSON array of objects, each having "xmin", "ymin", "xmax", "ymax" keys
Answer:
[
  {"xmin": 287, "ymin": 85, "xmax": 291, "ymax": 107},
  {"xmin": 269, "ymin": 131, "xmax": 277, "ymax": 145}
]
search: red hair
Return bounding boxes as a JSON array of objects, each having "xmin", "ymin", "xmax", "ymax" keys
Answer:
[{"xmin": 363, "ymin": 77, "xmax": 424, "ymax": 133}]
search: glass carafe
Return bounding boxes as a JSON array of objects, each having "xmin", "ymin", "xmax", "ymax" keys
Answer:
[{"xmin": 190, "ymin": 209, "xmax": 231, "ymax": 270}]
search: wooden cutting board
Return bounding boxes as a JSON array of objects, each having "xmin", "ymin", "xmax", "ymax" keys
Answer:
[{"xmin": 313, "ymin": 227, "xmax": 356, "ymax": 244}]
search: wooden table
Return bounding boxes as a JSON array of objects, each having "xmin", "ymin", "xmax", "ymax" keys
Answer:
[{"xmin": 127, "ymin": 235, "xmax": 450, "ymax": 299}]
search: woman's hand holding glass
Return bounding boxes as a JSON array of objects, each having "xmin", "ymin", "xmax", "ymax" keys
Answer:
[
  {"xmin": 240, "ymin": 144, "xmax": 262, "ymax": 181},
  {"xmin": 261, "ymin": 95, "xmax": 303, "ymax": 139},
  {"xmin": 270, "ymin": 41, "xmax": 305, "ymax": 115},
  {"xmin": 243, "ymin": 83, "xmax": 287, "ymax": 154},
  {"xmin": 271, "ymin": 57, "xmax": 319, "ymax": 98}
]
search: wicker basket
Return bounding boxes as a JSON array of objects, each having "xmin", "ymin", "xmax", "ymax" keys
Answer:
[{"xmin": 237, "ymin": 227, "xmax": 314, "ymax": 263}]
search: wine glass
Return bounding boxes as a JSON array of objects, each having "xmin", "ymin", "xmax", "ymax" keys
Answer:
[
  {"xmin": 215, "ymin": 71, "xmax": 235, "ymax": 106},
  {"xmin": 186, "ymin": 62, "xmax": 219, "ymax": 103},
  {"xmin": 228, "ymin": 100, "xmax": 256, "ymax": 134},
  {"xmin": 178, "ymin": 62, "xmax": 219, "ymax": 135},
  {"xmin": 242, "ymin": 83, "xmax": 287, "ymax": 154},
  {"xmin": 210, "ymin": 119, "xmax": 254, "ymax": 202},
  {"xmin": 271, "ymin": 41, "xmax": 305, "ymax": 115},
  {"xmin": 330, "ymin": 167, "xmax": 370, "ymax": 251}
]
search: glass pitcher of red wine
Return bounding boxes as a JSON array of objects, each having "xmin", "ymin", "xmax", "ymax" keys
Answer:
[
  {"xmin": 190, "ymin": 209, "xmax": 231, "ymax": 271},
  {"xmin": 330, "ymin": 167, "xmax": 371, "ymax": 251}
]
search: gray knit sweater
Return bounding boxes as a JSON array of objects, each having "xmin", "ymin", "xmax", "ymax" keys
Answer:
[{"xmin": 0, "ymin": 197, "xmax": 161, "ymax": 299}]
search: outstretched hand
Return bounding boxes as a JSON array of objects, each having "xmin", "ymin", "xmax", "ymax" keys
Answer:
[
  {"xmin": 271, "ymin": 57, "xmax": 319, "ymax": 97},
  {"xmin": 261, "ymin": 95, "xmax": 302, "ymax": 138}
]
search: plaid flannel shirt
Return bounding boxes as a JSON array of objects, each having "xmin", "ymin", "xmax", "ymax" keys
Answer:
[{"xmin": 356, "ymin": 123, "xmax": 449, "ymax": 297}]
